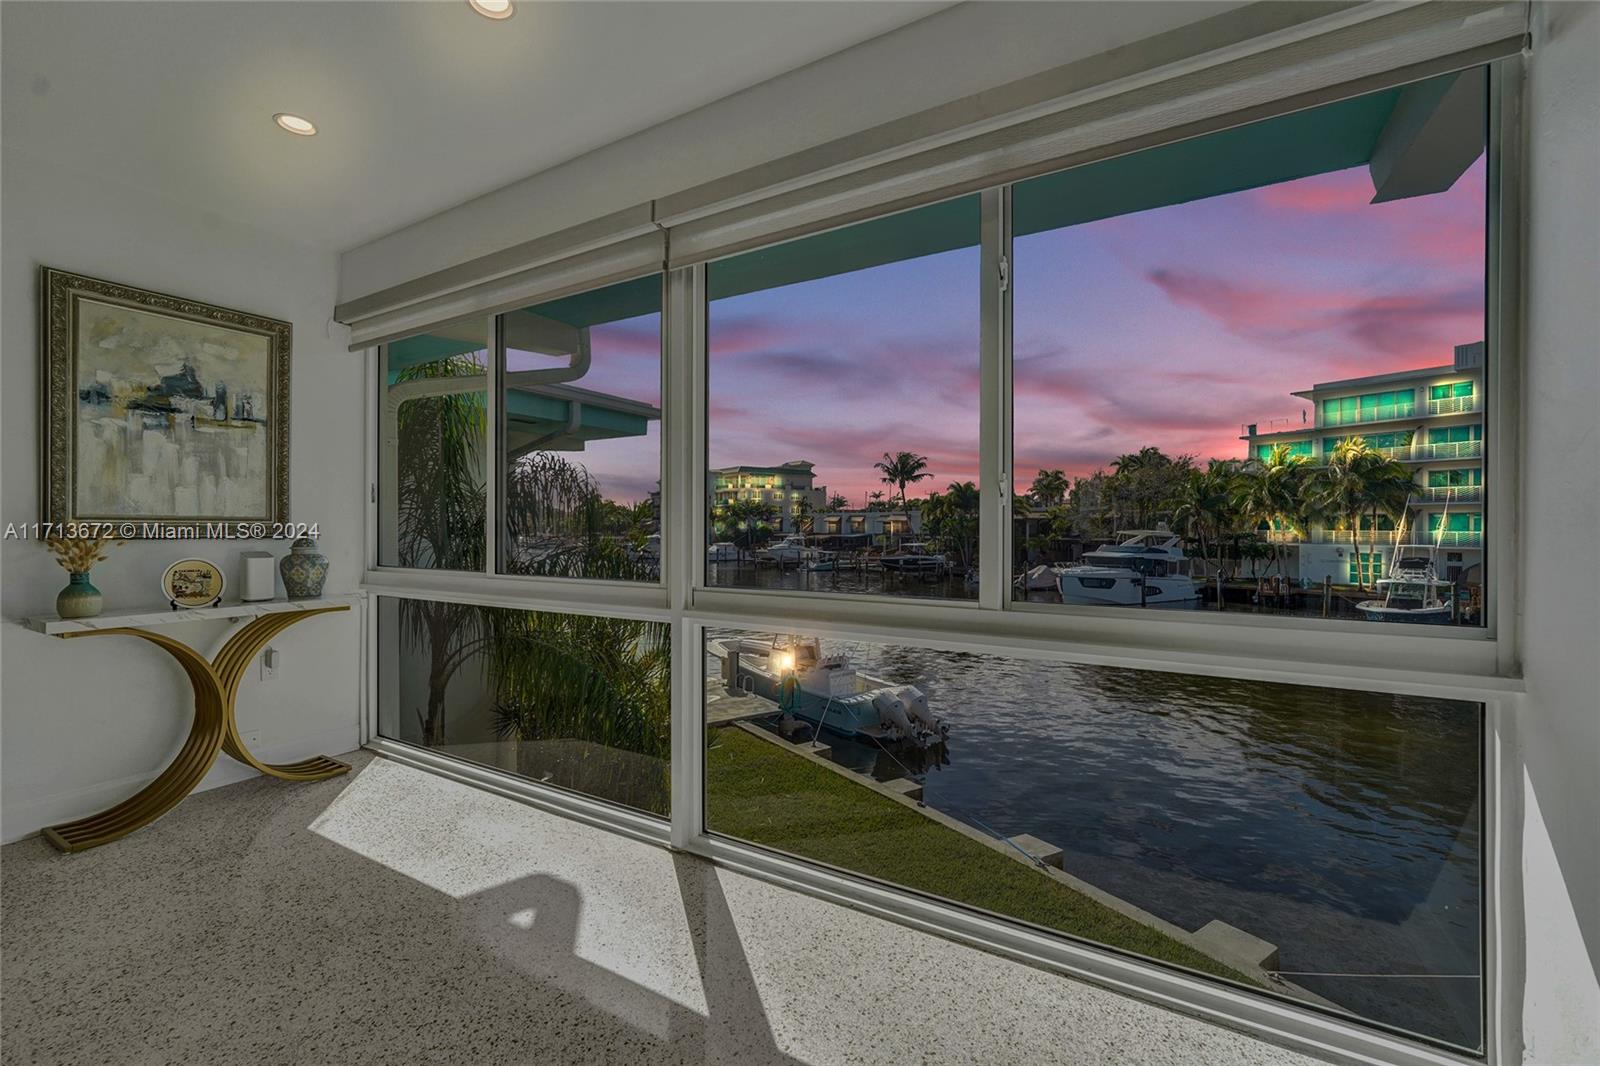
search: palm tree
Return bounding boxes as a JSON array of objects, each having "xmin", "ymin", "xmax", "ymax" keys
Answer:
[
  {"xmin": 1028, "ymin": 468, "xmax": 1069, "ymax": 508},
  {"xmin": 922, "ymin": 480, "xmax": 980, "ymax": 569},
  {"xmin": 793, "ymin": 495, "xmax": 815, "ymax": 535},
  {"xmin": 392, "ymin": 355, "xmax": 489, "ymax": 746},
  {"xmin": 1313, "ymin": 437, "xmax": 1415, "ymax": 590},
  {"xmin": 1173, "ymin": 459, "xmax": 1240, "ymax": 587},
  {"xmin": 720, "ymin": 498, "xmax": 778, "ymax": 549},
  {"xmin": 1232, "ymin": 445, "xmax": 1307, "ymax": 578},
  {"xmin": 873, "ymin": 451, "xmax": 933, "ymax": 509}
]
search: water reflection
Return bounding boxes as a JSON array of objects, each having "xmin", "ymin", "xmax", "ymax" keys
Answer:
[{"xmin": 707, "ymin": 634, "xmax": 1482, "ymax": 1049}]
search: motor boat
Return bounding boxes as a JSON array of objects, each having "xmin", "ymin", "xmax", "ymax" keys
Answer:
[
  {"xmin": 1357, "ymin": 557, "xmax": 1454, "ymax": 624},
  {"xmin": 707, "ymin": 541, "xmax": 741, "ymax": 563},
  {"xmin": 1056, "ymin": 529, "xmax": 1199, "ymax": 606},
  {"xmin": 759, "ymin": 535, "xmax": 810, "ymax": 565},
  {"xmin": 707, "ymin": 635, "xmax": 949, "ymax": 747},
  {"xmin": 880, "ymin": 542, "xmax": 948, "ymax": 573},
  {"xmin": 802, "ymin": 550, "xmax": 838, "ymax": 572}
]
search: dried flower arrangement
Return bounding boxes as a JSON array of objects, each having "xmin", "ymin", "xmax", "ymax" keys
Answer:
[{"xmin": 44, "ymin": 531, "xmax": 121, "ymax": 574}]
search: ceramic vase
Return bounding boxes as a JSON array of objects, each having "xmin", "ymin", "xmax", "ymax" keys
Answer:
[
  {"xmin": 279, "ymin": 537, "xmax": 329, "ymax": 599},
  {"xmin": 57, "ymin": 571, "xmax": 103, "ymax": 619}
]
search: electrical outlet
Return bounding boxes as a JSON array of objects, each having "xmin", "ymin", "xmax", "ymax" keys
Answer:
[{"xmin": 260, "ymin": 646, "xmax": 280, "ymax": 680}]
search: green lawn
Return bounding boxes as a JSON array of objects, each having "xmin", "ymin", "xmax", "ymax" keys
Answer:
[{"xmin": 705, "ymin": 726, "xmax": 1252, "ymax": 985}]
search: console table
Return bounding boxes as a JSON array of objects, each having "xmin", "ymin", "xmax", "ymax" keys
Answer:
[{"xmin": 21, "ymin": 595, "xmax": 361, "ymax": 853}]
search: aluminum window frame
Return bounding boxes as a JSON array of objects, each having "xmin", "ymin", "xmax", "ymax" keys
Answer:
[{"xmin": 360, "ymin": 54, "xmax": 1528, "ymax": 1066}]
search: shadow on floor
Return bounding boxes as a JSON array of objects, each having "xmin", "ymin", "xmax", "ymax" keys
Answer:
[{"xmin": 0, "ymin": 753, "xmax": 804, "ymax": 1066}]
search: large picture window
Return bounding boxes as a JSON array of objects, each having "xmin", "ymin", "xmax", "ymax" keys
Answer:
[
  {"xmin": 496, "ymin": 276, "xmax": 663, "ymax": 582},
  {"xmin": 1011, "ymin": 67, "xmax": 1489, "ymax": 628},
  {"xmin": 705, "ymin": 196, "xmax": 982, "ymax": 600},
  {"xmin": 378, "ymin": 317, "xmax": 488, "ymax": 571},
  {"xmin": 377, "ymin": 596, "xmax": 670, "ymax": 816},
  {"xmin": 368, "ymin": 53, "xmax": 1517, "ymax": 1066},
  {"xmin": 703, "ymin": 628, "xmax": 1484, "ymax": 1051}
]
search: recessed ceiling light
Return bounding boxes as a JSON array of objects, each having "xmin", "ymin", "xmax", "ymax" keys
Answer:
[
  {"xmin": 469, "ymin": 0, "xmax": 514, "ymax": 20},
  {"xmin": 273, "ymin": 113, "xmax": 317, "ymax": 137}
]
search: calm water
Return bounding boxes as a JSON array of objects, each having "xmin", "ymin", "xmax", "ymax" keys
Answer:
[
  {"xmin": 709, "ymin": 562, "xmax": 1392, "ymax": 621},
  {"xmin": 705, "ymin": 635, "xmax": 1483, "ymax": 1050}
]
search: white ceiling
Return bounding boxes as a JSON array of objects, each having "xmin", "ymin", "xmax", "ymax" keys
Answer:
[{"xmin": 2, "ymin": 1, "xmax": 947, "ymax": 251}]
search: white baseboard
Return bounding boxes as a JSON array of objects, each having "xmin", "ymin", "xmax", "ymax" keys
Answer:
[{"xmin": 0, "ymin": 724, "xmax": 360, "ymax": 844}]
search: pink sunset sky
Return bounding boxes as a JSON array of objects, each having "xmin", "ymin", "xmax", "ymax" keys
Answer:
[{"xmin": 557, "ymin": 154, "xmax": 1485, "ymax": 507}]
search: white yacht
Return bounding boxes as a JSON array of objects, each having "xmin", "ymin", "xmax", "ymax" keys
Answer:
[
  {"xmin": 707, "ymin": 541, "xmax": 741, "ymax": 563},
  {"xmin": 759, "ymin": 534, "xmax": 810, "ymax": 565},
  {"xmin": 1056, "ymin": 529, "xmax": 1199, "ymax": 607},
  {"xmin": 1357, "ymin": 557, "xmax": 1454, "ymax": 624},
  {"xmin": 707, "ymin": 635, "xmax": 949, "ymax": 747}
]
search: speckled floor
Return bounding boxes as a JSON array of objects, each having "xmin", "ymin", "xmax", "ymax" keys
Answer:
[{"xmin": 2, "ymin": 751, "xmax": 1326, "ymax": 1066}]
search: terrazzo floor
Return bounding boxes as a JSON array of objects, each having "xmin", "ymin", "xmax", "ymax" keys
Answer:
[{"xmin": 2, "ymin": 751, "xmax": 1329, "ymax": 1065}]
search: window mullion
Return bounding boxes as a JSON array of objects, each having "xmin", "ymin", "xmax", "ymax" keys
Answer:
[
  {"xmin": 666, "ymin": 264, "xmax": 703, "ymax": 848},
  {"xmin": 979, "ymin": 187, "xmax": 1011, "ymax": 610},
  {"xmin": 485, "ymin": 313, "xmax": 502, "ymax": 576}
]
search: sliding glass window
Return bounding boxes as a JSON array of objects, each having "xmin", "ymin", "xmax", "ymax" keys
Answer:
[
  {"xmin": 378, "ymin": 317, "xmax": 488, "ymax": 571},
  {"xmin": 1011, "ymin": 67, "xmax": 1490, "ymax": 627},
  {"xmin": 377, "ymin": 596, "xmax": 670, "ymax": 816},
  {"xmin": 497, "ymin": 276, "xmax": 663, "ymax": 581},
  {"xmin": 703, "ymin": 629, "xmax": 1483, "ymax": 1051},
  {"xmin": 369, "ymin": 55, "xmax": 1516, "ymax": 1066},
  {"xmin": 705, "ymin": 196, "xmax": 982, "ymax": 599}
]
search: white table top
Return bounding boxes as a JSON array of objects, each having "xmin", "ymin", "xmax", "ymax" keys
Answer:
[{"xmin": 18, "ymin": 593, "xmax": 363, "ymax": 636}]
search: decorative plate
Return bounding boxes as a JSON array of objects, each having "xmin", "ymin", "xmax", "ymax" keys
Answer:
[{"xmin": 161, "ymin": 558, "xmax": 226, "ymax": 608}]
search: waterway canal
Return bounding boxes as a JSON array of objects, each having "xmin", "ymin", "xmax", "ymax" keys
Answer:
[{"xmin": 705, "ymin": 633, "xmax": 1483, "ymax": 1050}]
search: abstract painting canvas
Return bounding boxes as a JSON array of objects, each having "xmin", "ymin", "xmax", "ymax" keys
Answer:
[{"xmin": 42, "ymin": 268, "xmax": 290, "ymax": 535}]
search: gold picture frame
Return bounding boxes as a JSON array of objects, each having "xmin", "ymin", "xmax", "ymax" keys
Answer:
[{"xmin": 41, "ymin": 267, "xmax": 290, "ymax": 537}]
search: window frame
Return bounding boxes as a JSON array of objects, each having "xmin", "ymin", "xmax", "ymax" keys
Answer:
[{"xmin": 360, "ymin": 56, "xmax": 1528, "ymax": 1066}]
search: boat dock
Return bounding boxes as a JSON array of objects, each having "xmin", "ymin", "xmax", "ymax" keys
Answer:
[{"xmin": 704, "ymin": 688, "xmax": 777, "ymax": 726}]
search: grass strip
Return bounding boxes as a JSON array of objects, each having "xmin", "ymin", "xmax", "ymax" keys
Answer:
[{"xmin": 705, "ymin": 726, "xmax": 1254, "ymax": 985}]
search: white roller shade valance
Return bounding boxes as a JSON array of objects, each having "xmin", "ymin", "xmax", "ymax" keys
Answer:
[
  {"xmin": 337, "ymin": 0, "xmax": 1527, "ymax": 349},
  {"xmin": 338, "ymin": 206, "xmax": 662, "ymax": 351},
  {"xmin": 661, "ymin": 0, "xmax": 1527, "ymax": 268}
]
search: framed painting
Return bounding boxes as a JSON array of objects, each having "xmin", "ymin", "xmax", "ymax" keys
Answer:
[{"xmin": 41, "ymin": 268, "xmax": 290, "ymax": 536}]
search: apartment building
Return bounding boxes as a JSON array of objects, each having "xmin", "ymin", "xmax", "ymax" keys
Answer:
[
  {"xmin": 709, "ymin": 460, "xmax": 826, "ymax": 534},
  {"xmin": 1241, "ymin": 341, "xmax": 1485, "ymax": 587}
]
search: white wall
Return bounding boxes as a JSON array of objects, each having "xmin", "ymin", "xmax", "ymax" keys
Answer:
[
  {"xmin": 0, "ymin": 148, "xmax": 367, "ymax": 842},
  {"xmin": 339, "ymin": 0, "xmax": 1243, "ymax": 300},
  {"xmin": 1515, "ymin": 2, "xmax": 1600, "ymax": 1062}
]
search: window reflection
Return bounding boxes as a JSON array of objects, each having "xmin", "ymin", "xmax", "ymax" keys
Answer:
[
  {"xmin": 499, "ymin": 276, "xmax": 662, "ymax": 581},
  {"xmin": 378, "ymin": 596, "xmax": 670, "ymax": 816}
]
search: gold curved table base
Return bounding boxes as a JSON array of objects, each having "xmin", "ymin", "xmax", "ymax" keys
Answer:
[{"xmin": 41, "ymin": 605, "xmax": 351, "ymax": 853}]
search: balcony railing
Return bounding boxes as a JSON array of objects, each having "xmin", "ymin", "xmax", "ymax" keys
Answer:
[
  {"xmin": 1254, "ymin": 526, "xmax": 1483, "ymax": 547},
  {"xmin": 1414, "ymin": 530, "xmax": 1484, "ymax": 548},
  {"xmin": 1420, "ymin": 485, "xmax": 1483, "ymax": 503},
  {"xmin": 1320, "ymin": 403, "xmax": 1416, "ymax": 427},
  {"xmin": 1265, "ymin": 529, "xmax": 1394, "ymax": 545},
  {"xmin": 1411, "ymin": 440, "xmax": 1483, "ymax": 461},
  {"xmin": 1426, "ymin": 395, "xmax": 1481, "ymax": 416}
]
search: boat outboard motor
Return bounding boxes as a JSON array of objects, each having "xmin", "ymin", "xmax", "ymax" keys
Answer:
[
  {"xmin": 871, "ymin": 689, "xmax": 917, "ymax": 741},
  {"xmin": 896, "ymin": 685, "xmax": 948, "ymax": 740}
]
